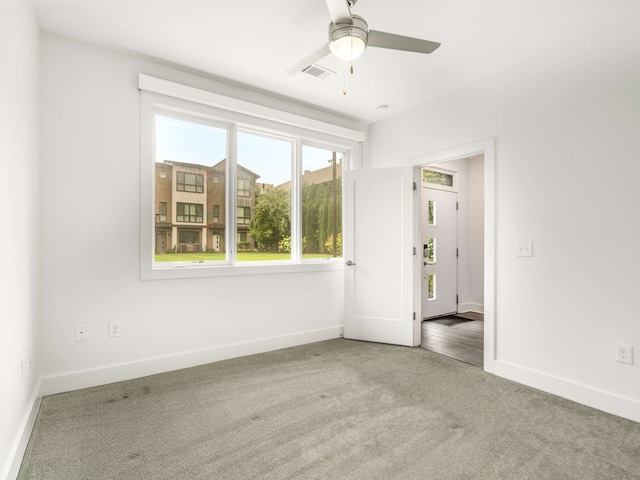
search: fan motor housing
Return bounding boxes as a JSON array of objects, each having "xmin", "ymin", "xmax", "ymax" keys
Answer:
[{"xmin": 329, "ymin": 15, "xmax": 369, "ymax": 46}]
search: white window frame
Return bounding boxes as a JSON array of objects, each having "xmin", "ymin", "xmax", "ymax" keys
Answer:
[{"xmin": 140, "ymin": 75, "xmax": 363, "ymax": 280}]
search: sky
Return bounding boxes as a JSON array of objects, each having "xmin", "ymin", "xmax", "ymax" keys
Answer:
[{"xmin": 155, "ymin": 115, "xmax": 343, "ymax": 186}]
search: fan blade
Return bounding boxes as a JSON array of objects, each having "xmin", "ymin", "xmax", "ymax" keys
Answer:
[
  {"xmin": 286, "ymin": 43, "xmax": 332, "ymax": 75},
  {"xmin": 368, "ymin": 30, "xmax": 441, "ymax": 54},
  {"xmin": 325, "ymin": 0, "xmax": 353, "ymax": 24}
]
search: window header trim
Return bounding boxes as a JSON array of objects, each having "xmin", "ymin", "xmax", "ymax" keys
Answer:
[{"xmin": 138, "ymin": 74, "xmax": 365, "ymax": 143}]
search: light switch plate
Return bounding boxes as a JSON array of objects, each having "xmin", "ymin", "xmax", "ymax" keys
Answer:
[{"xmin": 516, "ymin": 241, "xmax": 533, "ymax": 257}]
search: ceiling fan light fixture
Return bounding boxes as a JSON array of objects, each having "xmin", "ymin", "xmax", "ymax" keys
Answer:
[
  {"xmin": 330, "ymin": 34, "xmax": 366, "ymax": 61},
  {"xmin": 328, "ymin": 15, "xmax": 368, "ymax": 61}
]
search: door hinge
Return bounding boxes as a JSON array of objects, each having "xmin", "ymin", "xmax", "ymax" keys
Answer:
[
  {"xmin": 456, "ymin": 248, "xmax": 459, "ymax": 258},
  {"xmin": 413, "ymin": 246, "xmax": 417, "ymax": 256},
  {"xmin": 456, "ymin": 201, "xmax": 459, "ymax": 210},
  {"xmin": 413, "ymin": 181, "xmax": 417, "ymax": 191},
  {"xmin": 456, "ymin": 295, "xmax": 459, "ymax": 304},
  {"xmin": 413, "ymin": 312, "xmax": 416, "ymax": 321}
]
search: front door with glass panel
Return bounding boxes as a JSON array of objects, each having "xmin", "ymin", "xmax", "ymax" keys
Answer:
[
  {"xmin": 156, "ymin": 231, "xmax": 166, "ymax": 254},
  {"xmin": 422, "ymin": 187, "xmax": 458, "ymax": 318}
]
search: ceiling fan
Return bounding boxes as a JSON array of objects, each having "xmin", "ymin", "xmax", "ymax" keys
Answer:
[{"xmin": 287, "ymin": 0, "xmax": 441, "ymax": 76}]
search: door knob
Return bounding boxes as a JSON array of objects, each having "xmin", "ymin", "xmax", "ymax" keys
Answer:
[{"xmin": 346, "ymin": 260, "xmax": 356, "ymax": 266}]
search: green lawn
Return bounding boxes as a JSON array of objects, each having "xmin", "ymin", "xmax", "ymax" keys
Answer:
[{"xmin": 155, "ymin": 252, "xmax": 335, "ymax": 262}]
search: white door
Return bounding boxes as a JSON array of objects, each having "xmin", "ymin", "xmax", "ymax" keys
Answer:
[
  {"xmin": 422, "ymin": 188, "xmax": 458, "ymax": 318},
  {"xmin": 344, "ymin": 167, "xmax": 421, "ymax": 347}
]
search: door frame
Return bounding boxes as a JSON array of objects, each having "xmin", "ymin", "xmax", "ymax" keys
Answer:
[{"xmin": 410, "ymin": 138, "xmax": 496, "ymax": 373}]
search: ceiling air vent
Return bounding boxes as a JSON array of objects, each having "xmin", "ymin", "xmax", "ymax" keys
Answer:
[{"xmin": 302, "ymin": 64, "xmax": 335, "ymax": 80}]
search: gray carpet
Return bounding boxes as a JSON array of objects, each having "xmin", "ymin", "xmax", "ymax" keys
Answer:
[{"xmin": 18, "ymin": 339, "xmax": 640, "ymax": 479}]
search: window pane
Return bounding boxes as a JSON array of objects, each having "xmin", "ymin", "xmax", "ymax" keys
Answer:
[
  {"xmin": 423, "ymin": 169, "xmax": 453, "ymax": 186},
  {"xmin": 211, "ymin": 205, "xmax": 220, "ymax": 224},
  {"xmin": 236, "ymin": 131, "xmax": 292, "ymax": 261},
  {"xmin": 428, "ymin": 200, "xmax": 436, "ymax": 226},
  {"xmin": 427, "ymin": 237, "xmax": 436, "ymax": 263},
  {"xmin": 154, "ymin": 114, "xmax": 227, "ymax": 261},
  {"xmin": 428, "ymin": 274, "xmax": 436, "ymax": 300},
  {"xmin": 158, "ymin": 202, "xmax": 167, "ymax": 222},
  {"xmin": 301, "ymin": 145, "xmax": 343, "ymax": 259}
]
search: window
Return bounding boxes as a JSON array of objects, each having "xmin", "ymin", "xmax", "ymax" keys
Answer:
[
  {"xmin": 301, "ymin": 145, "xmax": 342, "ymax": 259},
  {"xmin": 176, "ymin": 203, "xmax": 203, "ymax": 223},
  {"xmin": 141, "ymin": 76, "xmax": 364, "ymax": 278},
  {"xmin": 237, "ymin": 179, "xmax": 251, "ymax": 197},
  {"xmin": 237, "ymin": 206, "xmax": 251, "ymax": 225},
  {"xmin": 178, "ymin": 230, "xmax": 200, "ymax": 244},
  {"xmin": 427, "ymin": 237, "xmax": 436, "ymax": 263},
  {"xmin": 428, "ymin": 200, "xmax": 436, "ymax": 226},
  {"xmin": 177, "ymin": 172, "xmax": 204, "ymax": 193},
  {"xmin": 157, "ymin": 202, "xmax": 167, "ymax": 222},
  {"xmin": 423, "ymin": 169, "xmax": 453, "ymax": 186},
  {"xmin": 428, "ymin": 274, "xmax": 436, "ymax": 300},
  {"xmin": 153, "ymin": 114, "xmax": 226, "ymax": 263},
  {"xmin": 236, "ymin": 131, "xmax": 292, "ymax": 261}
]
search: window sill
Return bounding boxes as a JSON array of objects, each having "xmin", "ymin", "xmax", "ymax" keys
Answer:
[{"xmin": 141, "ymin": 259, "xmax": 344, "ymax": 280}]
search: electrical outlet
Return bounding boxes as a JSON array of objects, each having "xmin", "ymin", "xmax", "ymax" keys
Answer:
[
  {"xmin": 75, "ymin": 324, "xmax": 88, "ymax": 342},
  {"xmin": 516, "ymin": 241, "xmax": 533, "ymax": 257},
  {"xmin": 109, "ymin": 321, "xmax": 121, "ymax": 338},
  {"xmin": 616, "ymin": 343, "xmax": 633, "ymax": 364}
]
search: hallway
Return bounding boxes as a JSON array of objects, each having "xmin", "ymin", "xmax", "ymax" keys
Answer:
[{"xmin": 421, "ymin": 312, "xmax": 484, "ymax": 367}]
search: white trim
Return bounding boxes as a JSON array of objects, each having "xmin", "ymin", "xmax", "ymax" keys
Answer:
[
  {"xmin": 138, "ymin": 74, "xmax": 365, "ymax": 142},
  {"xmin": 493, "ymin": 360, "xmax": 640, "ymax": 423},
  {"xmin": 458, "ymin": 302, "xmax": 484, "ymax": 314},
  {"xmin": 2, "ymin": 380, "xmax": 42, "ymax": 480},
  {"xmin": 411, "ymin": 138, "xmax": 496, "ymax": 373},
  {"xmin": 143, "ymin": 260, "xmax": 344, "ymax": 280},
  {"xmin": 41, "ymin": 326, "xmax": 344, "ymax": 396}
]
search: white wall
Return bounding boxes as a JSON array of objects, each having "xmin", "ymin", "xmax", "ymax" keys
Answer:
[
  {"xmin": 0, "ymin": 0, "xmax": 41, "ymax": 478},
  {"xmin": 39, "ymin": 33, "xmax": 359, "ymax": 394},
  {"xmin": 367, "ymin": 16, "xmax": 640, "ymax": 420}
]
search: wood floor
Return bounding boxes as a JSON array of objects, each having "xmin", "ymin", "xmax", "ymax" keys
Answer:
[{"xmin": 421, "ymin": 312, "xmax": 484, "ymax": 367}]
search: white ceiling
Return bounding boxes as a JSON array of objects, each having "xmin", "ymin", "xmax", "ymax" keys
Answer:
[{"xmin": 34, "ymin": 0, "xmax": 640, "ymax": 124}]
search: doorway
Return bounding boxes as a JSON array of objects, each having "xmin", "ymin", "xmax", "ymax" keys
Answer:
[
  {"xmin": 419, "ymin": 155, "xmax": 485, "ymax": 367},
  {"xmin": 342, "ymin": 137, "xmax": 495, "ymax": 370},
  {"xmin": 155, "ymin": 230, "xmax": 167, "ymax": 254}
]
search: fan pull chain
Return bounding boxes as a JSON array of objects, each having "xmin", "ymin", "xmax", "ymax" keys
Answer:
[{"xmin": 343, "ymin": 74, "xmax": 347, "ymax": 95}]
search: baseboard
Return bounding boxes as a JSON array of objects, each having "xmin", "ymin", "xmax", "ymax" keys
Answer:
[
  {"xmin": 2, "ymin": 380, "xmax": 42, "ymax": 480},
  {"xmin": 458, "ymin": 303, "xmax": 484, "ymax": 314},
  {"xmin": 493, "ymin": 359, "xmax": 640, "ymax": 424},
  {"xmin": 42, "ymin": 325, "xmax": 344, "ymax": 396}
]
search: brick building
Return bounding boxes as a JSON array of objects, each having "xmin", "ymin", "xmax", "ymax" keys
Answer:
[{"xmin": 155, "ymin": 160, "xmax": 260, "ymax": 254}]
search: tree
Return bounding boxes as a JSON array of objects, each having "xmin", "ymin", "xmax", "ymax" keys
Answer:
[
  {"xmin": 324, "ymin": 232, "xmax": 342, "ymax": 256},
  {"xmin": 249, "ymin": 188, "xmax": 290, "ymax": 252},
  {"xmin": 301, "ymin": 177, "xmax": 341, "ymax": 254}
]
